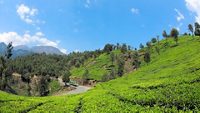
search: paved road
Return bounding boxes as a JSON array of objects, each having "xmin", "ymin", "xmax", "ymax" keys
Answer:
[
  {"xmin": 67, "ymin": 86, "xmax": 91, "ymax": 95},
  {"xmin": 57, "ymin": 77, "xmax": 91, "ymax": 95}
]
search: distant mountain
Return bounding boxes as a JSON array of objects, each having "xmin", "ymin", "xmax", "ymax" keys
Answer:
[
  {"xmin": 0, "ymin": 42, "xmax": 65, "ymax": 58},
  {"xmin": 14, "ymin": 45, "xmax": 30, "ymax": 51},
  {"xmin": 12, "ymin": 49, "xmax": 32, "ymax": 58},
  {"xmin": 31, "ymin": 46, "xmax": 64, "ymax": 55}
]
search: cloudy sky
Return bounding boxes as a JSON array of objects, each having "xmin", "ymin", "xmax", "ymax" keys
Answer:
[{"xmin": 0, "ymin": 0, "xmax": 199, "ymax": 53}]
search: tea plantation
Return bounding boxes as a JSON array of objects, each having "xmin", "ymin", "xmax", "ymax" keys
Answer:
[{"xmin": 0, "ymin": 36, "xmax": 200, "ymax": 112}]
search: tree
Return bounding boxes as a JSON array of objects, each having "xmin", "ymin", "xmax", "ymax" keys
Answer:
[
  {"xmin": 188, "ymin": 24, "xmax": 194, "ymax": 36},
  {"xmin": 116, "ymin": 43, "xmax": 120, "ymax": 49},
  {"xmin": 194, "ymin": 22, "xmax": 200, "ymax": 36},
  {"xmin": 83, "ymin": 69, "xmax": 89, "ymax": 84},
  {"xmin": 0, "ymin": 42, "xmax": 13, "ymax": 90},
  {"xmin": 110, "ymin": 52, "xmax": 115, "ymax": 65},
  {"xmin": 170, "ymin": 28, "xmax": 179, "ymax": 45},
  {"xmin": 121, "ymin": 44, "xmax": 128, "ymax": 53},
  {"xmin": 103, "ymin": 44, "xmax": 113, "ymax": 54},
  {"xmin": 117, "ymin": 56, "xmax": 125, "ymax": 77},
  {"xmin": 62, "ymin": 70, "xmax": 71, "ymax": 86},
  {"xmin": 162, "ymin": 30, "xmax": 168, "ymax": 40},
  {"xmin": 5, "ymin": 42, "xmax": 13, "ymax": 59},
  {"xmin": 132, "ymin": 51, "xmax": 141, "ymax": 69},
  {"xmin": 38, "ymin": 76, "xmax": 49, "ymax": 96},
  {"xmin": 139, "ymin": 43, "xmax": 144, "ymax": 49},
  {"xmin": 144, "ymin": 51, "xmax": 151, "ymax": 64},
  {"xmin": 128, "ymin": 45, "xmax": 131, "ymax": 50},
  {"xmin": 151, "ymin": 38, "xmax": 157, "ymax": 44},
  {"xmin": 146, "ymin": 42, "xmax": 151, "ymax": 49}
]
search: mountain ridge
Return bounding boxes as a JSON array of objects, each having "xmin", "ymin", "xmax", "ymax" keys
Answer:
[{"xmin": 0, "ymin": 42, "xmax": 65, "ymax": 57}]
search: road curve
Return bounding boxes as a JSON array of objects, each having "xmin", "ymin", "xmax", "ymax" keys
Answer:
[{"xmin": 67, "ymin": 86, "xmax": 91, "ymax": 95}]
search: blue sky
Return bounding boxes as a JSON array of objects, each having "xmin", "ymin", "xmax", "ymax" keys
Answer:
[{"xmin": 0, "ymin": 0, "xmax": 199, "ymax": 53}]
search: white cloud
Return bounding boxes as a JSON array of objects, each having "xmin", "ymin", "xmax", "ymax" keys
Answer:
[
  {"xmin": 174, "ymin": 8, "xmax": 184, "ymax": 22},
  {"xmin": 131, "ymin": 8, "xmax": 139, "ymax": 14},
  {"xmin": 0, "ymin": 32, "xmax": 67, "ymax": 54},
  {"xmin": 185, "ymin": 0, "xmax": 200, "ymax": 23},
  {"xmin": 60, "ymin": 48, "xmax": 67, "ymax": 54},
  {"xmin": 17, "ymin": 4, "xmax": 38, "ymax": 24}
]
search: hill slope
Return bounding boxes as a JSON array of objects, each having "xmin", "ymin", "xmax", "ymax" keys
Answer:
[{"xmin": 0, "ymin": 36, "xmax": 200, "ymax": 112}]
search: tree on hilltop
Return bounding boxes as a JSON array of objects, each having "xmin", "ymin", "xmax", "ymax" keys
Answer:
[{"xmin": 170, "ymin": 28, "xmax": 179, "ymax": 45}]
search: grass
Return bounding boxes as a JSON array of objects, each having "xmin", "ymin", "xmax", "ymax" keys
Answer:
[{"xmin": 0, "ymin": 36, "xmax": 200, "ymax": 112}]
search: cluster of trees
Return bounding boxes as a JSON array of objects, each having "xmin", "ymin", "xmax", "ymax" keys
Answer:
[
  {"xmin": 0, "ymin": 43, "xmax": 13, "ymax": 91},
  {"xmin": 140, "ymin": 22, "xmax": 200, "ymax": 66},
  {"xmin": 0, "ymin": 46, "xmax": 104, "ymax": 95},
  {"xmin": 103, "ymin": 43, "xmax": 132, "ymax": 54}
]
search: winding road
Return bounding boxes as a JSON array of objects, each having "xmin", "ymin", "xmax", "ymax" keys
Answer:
[
  {"xmin": 57, "ymin": 77, "xmax": 91, "ymax": 95},
  {"xmin": 67, "ymin": 86, "xmax": 91, "ymax": 95}
]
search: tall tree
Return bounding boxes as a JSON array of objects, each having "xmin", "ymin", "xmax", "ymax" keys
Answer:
[
  {"xmin": 188, "ymin": 24, "xmax": 194, "ymax": 36},
  {"xmin": 170, "ymin": 28, "xmax": 179, "ymax": 45},
  {"xmin": 194, "ymin": 22, "xmax": 200, "ymax": 36},
  {"xmin": 5, "ymin": 42, "xmax": 13, "ymax": 59},
  {"xmin": 0, "ymin": 42, "xmax": 13, "ymax": 90}
]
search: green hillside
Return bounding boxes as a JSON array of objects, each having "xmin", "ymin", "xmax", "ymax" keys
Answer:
[
  {"xmin": 71, "ymin": 50, "xmax": 121, "ymax": 81},
  {"xmin": 0, "ymin": 36, "xmax": 200, "ymax": 112}
]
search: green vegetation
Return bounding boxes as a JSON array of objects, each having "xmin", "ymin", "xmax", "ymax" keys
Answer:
[
  {"xmin": 71, "ymin": 53, "xmax": 111, "ymax": 81},
  {"xmin": 49, "ymin": 80, "xmax": 61, "ymax": 95},
  {"xmin": 0, "ymin": 42, "xmax": 13, "ymax": 91},
  {"xmin": 0, "ymin": 36, "xmax": 200, "ymax": 112},
  {"xmin": 62, "ymin": 70, "xmax": 71, "ymax": 86}
]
